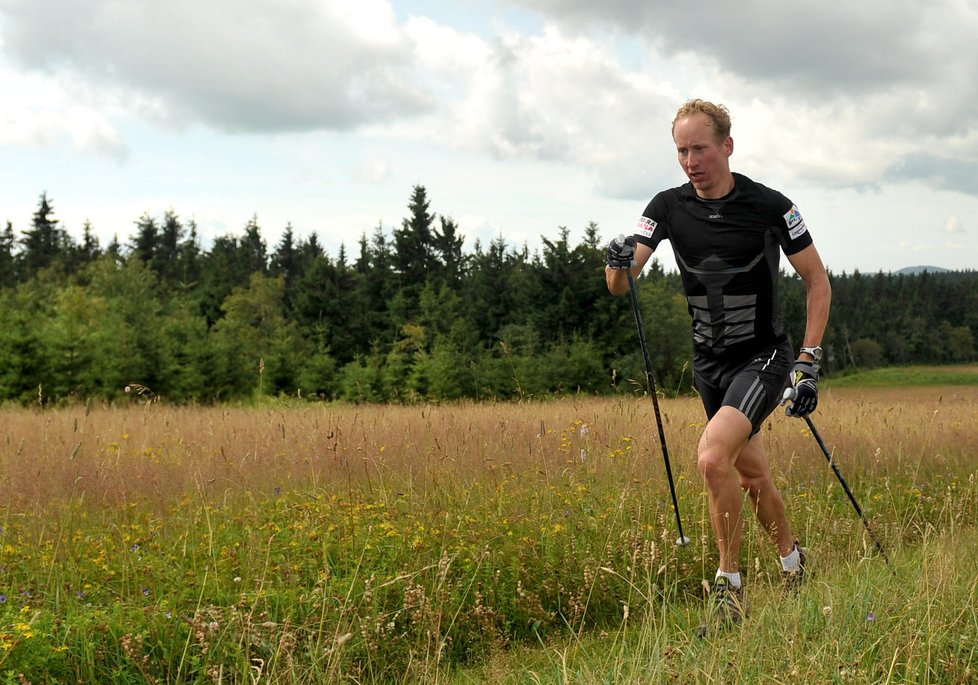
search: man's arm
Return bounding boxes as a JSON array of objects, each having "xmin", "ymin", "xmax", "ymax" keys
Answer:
[
  {"xmin": 786, "ymin": 243, "xmax": 831, "ymax": 359},
  {"xmin": 605, "ymin": 242, "xmax": 655, "ymax": 296}
]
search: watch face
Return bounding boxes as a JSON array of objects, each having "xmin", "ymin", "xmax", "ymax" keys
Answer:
[{"xmin": 805, "ymin": 347, "xmax": 823, "ymax": 362}]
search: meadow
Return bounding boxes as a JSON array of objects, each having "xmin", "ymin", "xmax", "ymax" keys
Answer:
[{"xmin": 1, "ymin": 380, "xmax": 977, "ymax": 683}]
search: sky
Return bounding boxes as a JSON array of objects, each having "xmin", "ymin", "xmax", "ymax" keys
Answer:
[{"xmin": 1, "ymin": 0, "xmax": 976, "ymax": 275}]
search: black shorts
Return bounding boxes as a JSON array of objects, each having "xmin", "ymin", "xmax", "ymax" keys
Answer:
[{"xmin": 694, "ymin": 340, "xmax": 793, "ymax": 435}]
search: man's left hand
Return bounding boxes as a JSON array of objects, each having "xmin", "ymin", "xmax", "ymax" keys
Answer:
[{"xmin": 785, "ymin": 360, "xmax": 819, "ymax": 417}]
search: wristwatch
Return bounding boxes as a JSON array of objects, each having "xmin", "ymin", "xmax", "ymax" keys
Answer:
[{"xmin": 800, "ymin": 345, "xmax": 823, "ymax": 363}]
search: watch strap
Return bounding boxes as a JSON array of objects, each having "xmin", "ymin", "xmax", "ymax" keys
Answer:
[{"xmin": 800, "ymin": 345, "xmax": 823, "ymax": 361}]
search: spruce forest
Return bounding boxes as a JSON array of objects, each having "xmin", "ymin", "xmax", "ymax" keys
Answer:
[{"xmin": 1, "ymin": 187, "xmax": 975, "ymax": 405}]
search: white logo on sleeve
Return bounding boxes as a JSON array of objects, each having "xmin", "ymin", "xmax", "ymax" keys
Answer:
[
  {"xmin": 783, "ymin": 205, "xmax": 808, "ymax": 240},
  {"xmin": 636, "ymin": 216, "xmax": 657, "ymax": 239}
]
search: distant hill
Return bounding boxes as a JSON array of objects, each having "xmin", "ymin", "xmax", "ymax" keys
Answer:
[{"xmin": 894, "ymin": 265, "xmax": 951, "ymax": 275}]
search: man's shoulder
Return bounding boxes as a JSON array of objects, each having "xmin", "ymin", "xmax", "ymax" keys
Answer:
[
  {"xmin": 655, "ymin": 183, "xmax": 692, "ymax": 199},
  {"xmin": 732, "ymin": 173, "xmax": 792, "ymax": 210},
  {"xmin": 647, "ymin": 184, "xmax": 691, "ymax": 210}
]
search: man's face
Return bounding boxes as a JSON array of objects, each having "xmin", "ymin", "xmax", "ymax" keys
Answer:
[{"xmin": 673, "ymin": 112, "xmax": 733, "ymax": 199}]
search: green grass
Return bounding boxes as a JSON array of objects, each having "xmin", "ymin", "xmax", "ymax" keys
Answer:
[
  {"xmin": 826, "ymin": 364, "xmax": 978, "ymax": 388},
  {"xmin": 1, "ymin": 390, "xmax": 977, "ymax": 683},
  {"xmin": 450, "ymin": 529, "xmax": 978, "ymax": 684}
]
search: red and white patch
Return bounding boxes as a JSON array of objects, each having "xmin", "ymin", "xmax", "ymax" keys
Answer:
[{"xmin": 636, "ymin": 216, "xmax": 657, "ymax": 239}]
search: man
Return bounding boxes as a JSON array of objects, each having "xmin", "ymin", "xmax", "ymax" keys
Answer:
[{"xmin": 604, "ymin": 99, "xmax": 831, "ymax": 634}]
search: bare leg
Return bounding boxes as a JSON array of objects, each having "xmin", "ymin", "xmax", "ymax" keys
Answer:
[
  {"xmin": 736, "ymin": 433, "xmax": 795, "ymax": 556},
  {"xmin": 697, "ymin": 407, "xmax": 752, "ymax": 573},
  {"xmin": 698, "ymin": 407, "xmax": 796, "ymax": 573}
]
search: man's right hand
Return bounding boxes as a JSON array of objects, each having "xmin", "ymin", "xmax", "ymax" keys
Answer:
[{"xmin": 607, "ymin": 235, "xmax": 636, "ymax": 270}]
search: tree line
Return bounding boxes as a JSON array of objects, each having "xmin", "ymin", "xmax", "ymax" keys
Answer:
[{"xmin": 0, "ymin": 188, "xmax": 975, "ymax": 405}]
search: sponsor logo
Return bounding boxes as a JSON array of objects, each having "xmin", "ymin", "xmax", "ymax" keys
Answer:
[
  {"xmin": 789, "ymin": 222, "xmax": 808, "ymax": 240},
  {"xmin": 783, "ymin": 204, "xmax": 808, "ymax": 240},
  {"xmin": 636, "ymin": 216, "xmax": 657, "ymax": 239},
  {"xmin": 783, "ymin": 205, "xmax": 803, "ymax": 228}
]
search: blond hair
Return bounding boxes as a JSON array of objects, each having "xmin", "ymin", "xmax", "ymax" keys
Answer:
[{"xmin": 672, "ymin": 99, "xmax": 732, "ymax": 143}]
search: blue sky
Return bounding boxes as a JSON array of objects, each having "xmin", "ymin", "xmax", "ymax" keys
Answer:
[{"xmin": 1, "ymin": 0, "xmax": 976, "ymax": 273}]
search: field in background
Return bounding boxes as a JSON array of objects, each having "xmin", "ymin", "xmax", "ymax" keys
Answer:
[
  {"xmin": 2, "ymin": 385, "xmax": 977, "ymax": 682},
  {"xmin": 826, "ymin": 364, "xmax": 978, "ymax": 388}
]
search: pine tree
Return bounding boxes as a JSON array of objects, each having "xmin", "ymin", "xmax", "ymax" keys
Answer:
[
  {"xmin": 240, "ymin": 215, "xmax": 268, "ymax": 276},
  {"xmin": 392, "ymin": 186, "xmax": 435, "ymax": 319},
  {"xmin": 130, "ymin": 212, "xmax": 159, "ymax": 265},
  {"xmin": 292, "ymin": 252, "xmax": 370, "ymax": 364},
  {"xmin": 210, "ymin": 274, "xmax": 298, "ymax": 398},
  {"xmin": 78, "ymin": 220, "xmax": 102, "ymax": 264},
  {"xmin": 176, "ymin": 220, "xmax": 202, "ymax": 288},
  {"xmin": 270, "ymin": 224, "xmax": 300, "ymax": 315},
  {"xmin": 155, "ymin": 210, "xmax": 184, "ymax": 284},
  {"xmin": 0, "ymin": 221, "xmax": 16, "ymax": 288},
  {"xmin": 433, "ymin": 215, "xmax": 465, "ymax": 287},
  {"xmin": 365, "ymin": 223, "xmax": 396, "ymax": 343},
  {"xmin": 197, "ymin": 235, "xmax": 245, "ymax": 326},
  {"xmin": 18, "ymin": 192, "xmax": 67, "ymax": 279},
  {"xmin": 466, "ymin": 235, "xmax": 521, "ymax": 341},
  {"xmin": 394, "ymin": 186, "xmax": 435, "ymax": 280}
]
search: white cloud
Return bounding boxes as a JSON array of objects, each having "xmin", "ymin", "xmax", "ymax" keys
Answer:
[
  {"xmin": 944, "ymin": 216, "xmax": 964, "ymax": 234},
  {"xmin": 431, "ymin": 24, "xmax": 682, "ymax": 198},
  {"xmin": 0, "ymin": 67, "xmax": 128, "ymax": 159},
  {"xmin": 351, "ymin": 158, "xmax": 394, "ymax": 183},
  {"xmin": 503, "ymin": 0, "xmax": 978, "ymax": 199},
  {"xmin": 404, "ymin": 15, "xmax": 490, "ymax": 74},
  {"xmin": 0, "ymin": 0, "xmax": 432, "ymax": 132}
]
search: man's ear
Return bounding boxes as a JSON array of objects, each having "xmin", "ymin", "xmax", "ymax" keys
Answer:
[{"xmin": 724, "ymin": 136, "xmax": 734, "ymax": 157}]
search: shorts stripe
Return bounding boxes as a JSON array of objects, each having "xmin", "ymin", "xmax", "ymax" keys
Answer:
[
  {"xmin": 696, "ymin": 339, "xmax": 793, "ymax": 436},
  {"xmin": 738, "ymin": 377, "xmax": 764, "ymax": 418}
]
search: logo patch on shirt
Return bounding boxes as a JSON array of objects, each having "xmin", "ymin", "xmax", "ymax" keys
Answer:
[
  {"xmin": 783, "ymin": 205, "xmax": 808, "ymax": 240},
  {"xmin": 636, "ymin": 216, "xmax": 657, "ymax": 239}
]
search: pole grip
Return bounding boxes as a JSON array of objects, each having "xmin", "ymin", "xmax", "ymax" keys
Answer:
[{"xmin": 781, "ymin": 386, "xmax": 796, "ymax": 404}]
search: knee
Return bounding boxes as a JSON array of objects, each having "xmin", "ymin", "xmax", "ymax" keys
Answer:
[{"xmin": 697, "ymin": 446, "xmax": 733, "ymax": 487}]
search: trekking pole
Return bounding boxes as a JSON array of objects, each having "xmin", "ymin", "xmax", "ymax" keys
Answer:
[
  {"xmin": 782, "ymin": 388, "xmax": 893, "ymax": 570},
  {"xmin": 627, "ymin": 270, "xmax": 691, "ymax": 547}
]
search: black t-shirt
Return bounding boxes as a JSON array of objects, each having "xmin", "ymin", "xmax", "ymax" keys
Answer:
[{"xmin": 633, "ymin": 172, "xmax": 813, "ymax": 361}]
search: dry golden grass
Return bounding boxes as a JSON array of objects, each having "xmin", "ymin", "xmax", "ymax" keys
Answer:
[{"xmin": 3, "ymin": 386, "xmax": 975, "ymax": 514}]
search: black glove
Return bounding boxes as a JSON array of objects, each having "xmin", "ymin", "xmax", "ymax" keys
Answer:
[
  {"xmin": 785, "ymin": 360, "xmax": 819, "ymax": 417},
  {"xmin": 607, "ymin": 235, "xmax": 636, "ymax": 270}
]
